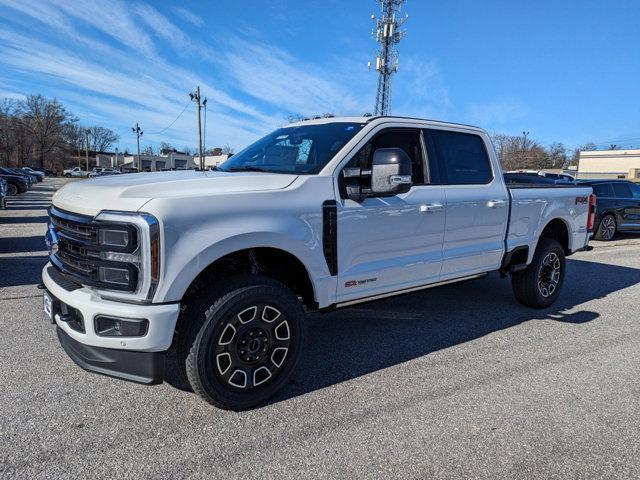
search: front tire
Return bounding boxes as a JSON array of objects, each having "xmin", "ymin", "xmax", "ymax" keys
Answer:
[
  {"xmin": 594, "ymin": 213, "xmax": 616, "ymax": 241},
  {"xmin": 512, "ymin": 238, "xmax": 565, "ymax": 309},
  {"xmin": 178, "ymin": 275, "xmax": 305, "ymax": 410},
  {"xmin": 6, "ymin": 183, "xmax": 18, "ymax": 196}
]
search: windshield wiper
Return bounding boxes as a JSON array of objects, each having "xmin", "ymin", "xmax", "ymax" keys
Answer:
[{"xmin": 227, "ymin": 166, "xmax": 272, "ymax": 173}]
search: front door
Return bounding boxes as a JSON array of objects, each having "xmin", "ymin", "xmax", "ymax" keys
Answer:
[{"xmin": 335, "ymin": 127, "xmax": 446, "ymax": 303}]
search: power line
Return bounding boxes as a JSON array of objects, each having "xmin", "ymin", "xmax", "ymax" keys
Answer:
[{"xmin": 146, "ymin": 99, "xmax": 192, "ymax": 136}]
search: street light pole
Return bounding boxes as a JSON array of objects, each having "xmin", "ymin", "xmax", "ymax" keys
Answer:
[
  {"xmin": 132, "ymin": 123, "xmax": 143, "ymax": 172},
  {"xmin": 84, "ymin": 128, "xmax": 90, "ymax": 173}
]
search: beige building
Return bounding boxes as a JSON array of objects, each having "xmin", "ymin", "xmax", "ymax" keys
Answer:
[{"xmin": 578, "ymin": 149, "xmax": 640, "ymax": 179}]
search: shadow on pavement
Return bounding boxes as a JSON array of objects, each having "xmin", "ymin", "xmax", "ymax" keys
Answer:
[
  {"xmin": 0, "ymin": 255, "xmax": 48, "ymax": 288},
  {"xmin": 0, "ymin": 236, "xmax": 46, "ymax": 254},
  {"xmin": 0, "ymin": 216, "xmax": 49, "ymax": 224},
  {"xmin": 165, "ymin": 258, "xmax": 640, "ymax": 400}
]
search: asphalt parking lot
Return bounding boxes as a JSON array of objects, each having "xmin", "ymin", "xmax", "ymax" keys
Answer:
[{"xmin": 1, "ymin": 178, "xmax": 640, "ymax": 479}]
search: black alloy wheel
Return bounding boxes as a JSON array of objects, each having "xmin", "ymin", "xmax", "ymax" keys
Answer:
[{"xmin": 180, "ymin": 275, "xmax": 305, "ymax": 410}]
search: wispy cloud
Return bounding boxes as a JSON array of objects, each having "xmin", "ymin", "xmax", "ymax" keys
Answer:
[
  {"xmin": 173, "ymin": 7, "xmax": 204, "ymax": 27},
  {"xmin": 133, "ymin": 4, "xmax": 193, "ymax": 53},
  {"xmin": 221, "ymin": 38, "xmax": 368, "ymax": 116},
  {"xmin": 393, "ymin": 58, "xmax": 451, "ymax": 119},
  {"xmin": 465, "ymin": 98, "xmax": 528, "ymax": 129},
  {"xmin": 0, "ymin": 0, "xmax": 453, "ymax": 151}
]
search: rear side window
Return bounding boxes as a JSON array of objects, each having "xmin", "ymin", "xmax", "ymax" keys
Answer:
[
  {"xmin": 426, "ymin": 129, "xmax": 492, "ymax": 185},
  {"xmin": 592, "ymin": 183, "xmax": 613, "ymax": 197},
  {"xmin": 612, "ymin": 183, "xmax": 633, "ymax": 199}
]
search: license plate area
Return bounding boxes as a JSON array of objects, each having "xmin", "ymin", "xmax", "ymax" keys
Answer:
[{"xmin": 43, "ymin": 291, "xmax": 54, "ymax": 323}]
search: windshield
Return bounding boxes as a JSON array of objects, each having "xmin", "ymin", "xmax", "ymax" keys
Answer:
[{"xmin": 220, "ymin": 122, "xmax": 365, "ymax": 174}]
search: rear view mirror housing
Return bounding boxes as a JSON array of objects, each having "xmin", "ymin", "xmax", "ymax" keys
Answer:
[
  {"xmin": 370, "ymin": 148, "xmax": 412, "ymax": 195},
  {"xmin": 343, "ymin": 148, "xmax": 412, "ymax": 202}
]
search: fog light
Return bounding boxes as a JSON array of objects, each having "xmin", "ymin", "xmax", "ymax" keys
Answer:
[
  {"xmin": 95, "ymin": 316, "xmax": 148, "ymax": 337},
  {"xmin": 99, "ymin": 266, "xmax": 130, "ymax": 285}
]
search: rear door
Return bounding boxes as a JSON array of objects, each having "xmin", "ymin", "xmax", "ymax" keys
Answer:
[
  {"xmin": 335, "ymin": 126, "xmax": 446, "ymax": 302},
  {"xmin": 423, "ymin": 128, "xmax": 509, "ymax": 280},
  {"xmin": 612, "ymin": 182, "xmax": 640, "ymax": 231}
]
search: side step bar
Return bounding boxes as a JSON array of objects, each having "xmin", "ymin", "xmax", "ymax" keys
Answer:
[{"xmin": 335, "ymin": 273, "xmax": 486, "ymax": 308}]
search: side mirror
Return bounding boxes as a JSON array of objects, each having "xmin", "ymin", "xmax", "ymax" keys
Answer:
[{"xmin": 370, "ymin": 147, "xmax": 412, "ymax": 195}]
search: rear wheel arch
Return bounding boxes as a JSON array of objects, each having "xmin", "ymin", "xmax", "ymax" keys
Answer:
[{"xmin": 537, "ymin": 218, "xmax": 571, "ymax": 256}]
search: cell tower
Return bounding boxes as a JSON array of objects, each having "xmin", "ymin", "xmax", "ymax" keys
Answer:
[{"xmin": 369, "ymin": 0, "xmax": 407, "ymax": 116}]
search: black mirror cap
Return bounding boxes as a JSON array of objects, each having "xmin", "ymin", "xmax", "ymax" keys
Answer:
[{"xmin": 372, "ymin": 148, "xmax": 412, "ymax": 175}]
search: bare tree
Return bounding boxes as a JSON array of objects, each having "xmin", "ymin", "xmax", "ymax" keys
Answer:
[
  {"xmin": 21, "ymin": 94, "xmax": 77, "ymax": 168},
  {"xmin": 570, "ymin": 142, "xmax": 597, "ymax": 166},
  {"xmin": 159, "ymin": 141, "xmax": 174, "ymax": 153},
  {"xmin": 0, "ymin": 98, "xmax": 20, "ymax": 166},
  {"xmin": 87, "ymin": 126, "xmax": 119, "ymax": 152},
  {"xmin": 221, "ymin": 144, "xmax": 235, "ymax": 155},
  {"xmin": 142, "ymin": 145, "xmax": 156, "ymax": 156},
  {"xmin": 547, "ymin": 142, "xmax": 568, "ymax": 168}
]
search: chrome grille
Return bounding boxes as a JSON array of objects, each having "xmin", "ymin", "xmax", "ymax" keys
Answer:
[{"xmin": 47, "ymin": 206, "xmax": 137, "ymax": 292}]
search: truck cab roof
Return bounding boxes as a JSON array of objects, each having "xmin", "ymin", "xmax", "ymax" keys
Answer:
[{"xmin": 286, "ymin": 115, "xmax": 483, "ymax": 132}]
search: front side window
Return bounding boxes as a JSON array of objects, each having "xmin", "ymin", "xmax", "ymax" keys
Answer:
[
  {"xmin": 345, "ymin": 128, "xmax": 426, "ymax": 184},
  {"xmin": 220, "ymin": 123, "xmax": 365, "ymax": 174},
  {"xmin": 628, "ymin": 182, "xmax": 640, "ymax": 199},
  {"xmin": 426, "ymin": 129, "xmax": 492, "ymax": 185}
]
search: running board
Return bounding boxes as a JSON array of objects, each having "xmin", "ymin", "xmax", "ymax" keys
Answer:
[{"xmin": 335, "ymin": 273, "xmax": 487, "ymax": 308}]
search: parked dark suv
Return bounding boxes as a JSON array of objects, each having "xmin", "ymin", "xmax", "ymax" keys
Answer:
[{"xmin": 580, "ymin": 180, "xmax": 640, "ymax": 240}]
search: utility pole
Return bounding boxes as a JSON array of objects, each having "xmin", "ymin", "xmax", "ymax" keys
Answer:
[
  {"xmin": 522, "ymin": 131, "xmax": 530, "ymax": 152},
  {"xmin": 189, "ymin": 87, "xmax": 205, "ymax": 170},
  {"xmin": 84, "ymin": 128, "xmax": 90, "ymax": 173},
  {"xmin": 132, "ymin": 123, "xmax": 143, "ymax": 172},
  {"xmin": 370, "ymin": 0, "xmax": 407, "ymax": 116}
]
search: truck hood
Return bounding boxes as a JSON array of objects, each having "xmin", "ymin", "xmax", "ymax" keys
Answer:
[{"xmin": 52, "ymin": 170, "xmax": 299, "ymax": 216}]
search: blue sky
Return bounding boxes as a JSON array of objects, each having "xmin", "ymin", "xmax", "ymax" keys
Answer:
[{"xmin": 1, "ymin": 0, "xmax": 639, "ymax": 153}]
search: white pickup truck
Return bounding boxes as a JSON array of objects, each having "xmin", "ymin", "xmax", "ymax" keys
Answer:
[
  {"xmin": 63, "ymin": 166, "xmax": 88, "ymax": 177},
  {"xmin": 41, "ymin": 116, "xmax": 595, "ymax": 410}
]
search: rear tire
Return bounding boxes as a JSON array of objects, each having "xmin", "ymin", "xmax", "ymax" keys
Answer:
[
  {"xmin": 512, "ymin": 238, "xmax": 565, "ymax": 309},
  {"xmin": 594, "ymin": 214, "xmax": 616, "ymax": 241},
  {"xmin": 177, "ymin": 275, "xmax": 306, "ymax": 410},
  {"xmin": 6, "ymin": 183, "xmax": 18, "ymax": 196}
]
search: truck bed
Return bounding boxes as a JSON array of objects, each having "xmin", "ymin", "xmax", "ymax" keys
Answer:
[{"xmin": 505, "ymin": 184, "xmax": 592, "ymax": 262}]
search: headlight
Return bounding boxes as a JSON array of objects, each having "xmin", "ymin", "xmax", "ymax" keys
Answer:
[
  {"xmin": 99, "ymin": 266, "xmax": 133, "ymax": 286},
  {"xmin": 94, "ymin": 211, "xmax": 160, "ymax": 303},
  {"xmin": 99, "ymin": 228, "xmax": 130, "ymax": 248}
]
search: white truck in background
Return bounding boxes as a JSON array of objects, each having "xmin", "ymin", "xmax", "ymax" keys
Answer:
[
  {"xmin": 41, "ymin": 116, "xmax": 595, "ymax": 410},
  {"xmin": 63, "ymin": 166, "xmax": 88, "ymax": 177}
]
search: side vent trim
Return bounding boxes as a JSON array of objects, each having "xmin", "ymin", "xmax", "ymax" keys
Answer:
[{"xmin": 322, "ymin": 200, "xmax": 338, "ymax": 276}]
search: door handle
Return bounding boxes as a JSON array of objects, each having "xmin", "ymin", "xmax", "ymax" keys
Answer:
[
  {"xmin": 486, "ymin": 200, "xmax": 506, "ymax": 208},
  {"xmin": 420, "ymin": 203, "xmax": 444, "ymax": 213}
]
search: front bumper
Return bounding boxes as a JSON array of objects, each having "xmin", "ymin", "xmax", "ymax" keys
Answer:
[
  {"xmin": 56, "ymin": 327, "xmax": 164, "ymax": 384},
  {"xmin": 43, "ymin": 263, "xmax": 180, "ymax": 352},
  {"xmin": 42, "ymin": 263, "xmax": 180, "ymax": 383}
]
